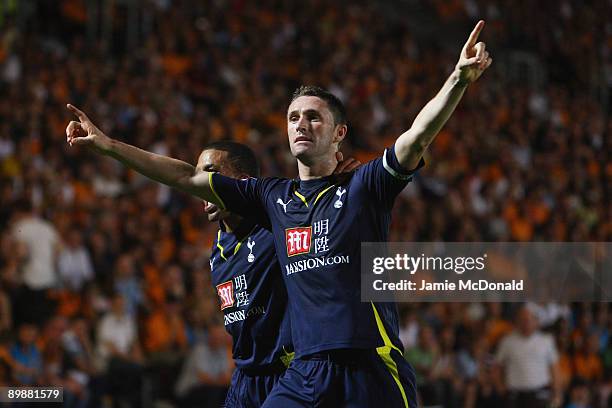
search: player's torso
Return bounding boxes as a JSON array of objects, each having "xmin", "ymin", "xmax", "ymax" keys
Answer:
[
  {"xmin": 267, "ymin": 173, "xmax": 387, "ymax": 277},
  {"xmin": 210, "ymin": 223, "xmax": 291, "ymax": 368},
  {"xmin": 263, "ymin": 173, "xmax": 395, "ymax": 355}
]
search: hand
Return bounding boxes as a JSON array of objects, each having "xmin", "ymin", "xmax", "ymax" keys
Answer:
[
  {"xmin": 333, "ymin": 151, "xmax": 361, "ymax": 174},
  {"xmin": 65, "ymin": 104, "xmax": 112, "ymax": 153},
  {"xmin": 455, "ymin": 20, "xmax": 492, "ymax": 84}
]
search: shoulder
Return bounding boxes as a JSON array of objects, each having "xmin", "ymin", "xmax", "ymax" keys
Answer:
[
  {"xmin": 354, "ymin": 156, "xmax": 384, "ymax": 176},
  {"xmin": 210, "ymin": 235, "xmax": 221, "ymax": 257},
  {"xmin": 499, "ymin": 332, "xmax": 519, "ymax": 347},
  {"xmin": 252, "ymin": 223, "xmax": 274, "ymax": 237},
  {"xmin": 257, "ymin": 176, "xmax": 292, "ymax": 190}
]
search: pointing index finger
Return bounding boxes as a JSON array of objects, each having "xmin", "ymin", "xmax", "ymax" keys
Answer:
[
  {"xmin": 465, "ymin": 20, "xmax": 485, "ymax": 49},
  {"xmin": 66, "ymin": 103, "xmax": 90, "ymax": 123}
]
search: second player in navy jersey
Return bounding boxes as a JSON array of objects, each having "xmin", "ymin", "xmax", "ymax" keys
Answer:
[{"xmin": 197, "ymin": 143, "xmax": 293, "ymax": 407}]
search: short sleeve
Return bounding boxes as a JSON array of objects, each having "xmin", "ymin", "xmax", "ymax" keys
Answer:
[
  {"xmin": 209, "ymin": 173, "xmax": 271, "ymax": 227},
  {"xmin": 354, "ymin": 144, "xmax": 424, "ymax": 208}
]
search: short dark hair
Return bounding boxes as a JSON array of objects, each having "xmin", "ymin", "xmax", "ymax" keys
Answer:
[
  {"xmin": 202, "ymin": 141, "xmax": 260, "ymax": 178},
  {"xmin": 291, "ymin": 85, "xmax": 347, "ymax": 126}
]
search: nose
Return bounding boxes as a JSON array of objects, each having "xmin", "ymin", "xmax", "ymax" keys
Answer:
[{"xmin": 295, "ymin": 114, "xmax": 308, "ymax": 134}]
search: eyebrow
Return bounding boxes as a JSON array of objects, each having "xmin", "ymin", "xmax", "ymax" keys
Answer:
[{"xmin": 288, "ymin": 108, "xmax": 322, "ymax": 117}]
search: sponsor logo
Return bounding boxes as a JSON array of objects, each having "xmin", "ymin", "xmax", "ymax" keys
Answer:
[
  {"xmin": 223, "ymin": 306, "xmax": 266, "ymax": 326},
  {"xmin": 285, "ymin": 227, "xmax": 312, "ymax": 256},
  {"xmin": 285, "ymin": 255, "xmax": 350, "ymax": 275},
  {"xmin": 276, "ymin": 198, "xmax": 293, "ymax": 213},
  {"xmin": 216, "ymin": 281, "xmax": 234, "ymax": 310}
]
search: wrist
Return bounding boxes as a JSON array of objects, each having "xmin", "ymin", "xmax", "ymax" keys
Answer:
[
  {"xmin": 452, "ymin": 68, "xmax": 470, "ymax": 88},
  {"xmin": 99, "ymin": 137, "xmax": 115, "ymax": 155}
]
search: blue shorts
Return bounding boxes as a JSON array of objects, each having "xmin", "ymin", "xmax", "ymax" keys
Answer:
[
  {"xmin": 224, "ymin": 365, "xmax": 286, "ymax": 408},
  {"xmin": 261, "ymin": 348, "xmax": 417, "ymax": 408}
]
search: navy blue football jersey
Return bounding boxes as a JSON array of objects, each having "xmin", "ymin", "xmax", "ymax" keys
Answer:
[
  {"xmin": 210, "ymin": 219, "xmax": 292, "ymax": 369},
  {"xmin": 210, "ymin": 146, "xmax": 423, "ymax": 357}
]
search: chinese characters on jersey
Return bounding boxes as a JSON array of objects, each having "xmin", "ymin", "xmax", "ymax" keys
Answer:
[{"xmin": 216, "ymin": 273, "xmax": 250, "ymax": 310}]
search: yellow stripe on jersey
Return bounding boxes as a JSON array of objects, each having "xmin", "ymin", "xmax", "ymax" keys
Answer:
[
  {"xmin": 371, "ymin": 302, "xmax": 409, "ymax": 408},
  {"xmin": 293, "ymin": 184, "xmax": 337, "ymax": 208},
  {"xmin": 233, "ymin": 242, "xmax": 242, "ymax": 255},
  {"xmin": 216, "ymin": 229, "xmax": 252, "ymax": 261},
  {"xmin": 293, "ymin": 190, "xmax": 308, "ymax": 207},
  {"xmin": 208, "ymin": 172, "xmax": 227, "ymax": 210},
  {"xmin": 216, "ymin": 230, "xmax": 228, "ymax": 261},
  {"xmin": 313, "ymin": 184, "xmax": 336, "ymax": 206}
]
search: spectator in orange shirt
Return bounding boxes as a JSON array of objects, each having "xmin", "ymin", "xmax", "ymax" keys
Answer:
[
  {"xmin": 573, "ymin": 333, "xmax": 603, "ymax": 383},
  {"xmin": 144, "ymin": 295, "xmax": 189, "ymax": 402},
  {"xmin": 484, "ymin": 302, "xmax": 513, "ymax": 348},
  {"xmin": 144, "ymin": 295, "xmax": 188, "ymax": 355}
]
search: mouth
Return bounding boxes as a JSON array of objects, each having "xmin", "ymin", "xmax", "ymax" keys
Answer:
[{"xmin": 294, "ymin": 136, "xmax": 312, "ymax": 144}]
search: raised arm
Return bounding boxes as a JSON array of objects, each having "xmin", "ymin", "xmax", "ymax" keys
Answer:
[
  {"xmin": 65, "ymin": 104, "xmax": 220, "ymax": 204},
  {"xmin": 395, "ymin": 20, "xmax": 492, "ymax": 169}
]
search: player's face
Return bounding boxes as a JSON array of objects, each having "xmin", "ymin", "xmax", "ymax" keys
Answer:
[
  {"xmin": 196, "ymin": 149, "xmax": 233, "ymax": 222},
  {"xmin": 287, "ymin": 96, "xmax": 345, "ymax": 162}
]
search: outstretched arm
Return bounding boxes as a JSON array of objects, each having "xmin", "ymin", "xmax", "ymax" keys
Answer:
[
  {"xmin": 65, "ymin": 104, "xmax": 219, "ymax": 204},
  {"xmin": 395, "ymin": 20, "xmax": 492, "ymax": 169}
]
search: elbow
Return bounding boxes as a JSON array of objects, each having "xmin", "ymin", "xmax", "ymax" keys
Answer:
[{"xmin": 177, "ymin": 165, "xmax": 200, "ymax": 187}]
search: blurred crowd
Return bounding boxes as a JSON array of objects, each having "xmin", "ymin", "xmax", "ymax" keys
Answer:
[{"xmin": 0, "ymin": 0, "xmax": 609, "ymax": 407}]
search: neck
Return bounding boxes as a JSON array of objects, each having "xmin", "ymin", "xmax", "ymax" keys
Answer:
[
  {"xmin": 297, "ymin": 153, "xmax": 337, "ymax": 180},
  {"xmin": 222, "ymin": 214, "xmax": 243, "ymax": 232}
]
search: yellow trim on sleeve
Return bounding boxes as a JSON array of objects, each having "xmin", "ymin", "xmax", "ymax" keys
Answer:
[
  {"xmin": 371, "ymin": 302, "xmax": 409, "ymax": 408},
  {"xmin": 208, "ymin": 172, "xmax": 227, "ymax": 210}
]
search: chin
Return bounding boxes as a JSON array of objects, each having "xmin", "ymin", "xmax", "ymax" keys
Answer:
[{"xmin": 293, "ymin": 147, "xmax": 316, "ymax": 163}]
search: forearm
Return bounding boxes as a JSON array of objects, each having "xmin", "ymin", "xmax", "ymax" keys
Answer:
[
  {"xmin": 105, "ymin": 139, "xmax": 196, "ymax": 190},
  {"xmin": 396, "ymin": 69, "xmax": 469, "ymax": 168}
]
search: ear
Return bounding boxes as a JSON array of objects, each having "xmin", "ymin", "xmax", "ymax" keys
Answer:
[{"xmin": 333, "ymin": 124, "xmax": 348, "ymax": 144}]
